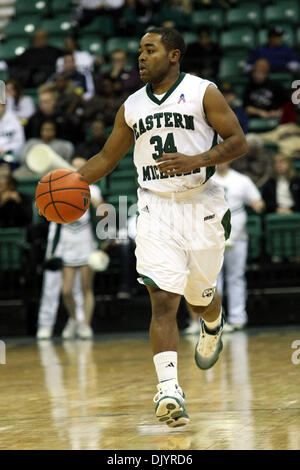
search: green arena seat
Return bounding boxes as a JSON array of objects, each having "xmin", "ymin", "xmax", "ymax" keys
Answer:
[
  {"xmin": 3, "ymin": 15, "xmax": 41, "ymax": 39},
  {"xmin": 226, "ymin": 4, "xmax": 262, "ymax": 28},
  {"xmin": 247, "ymin": 215, "xmax": 262, "ymax": 260},
  {"xmin": 220, "ymin": 27, "xmax": 256, "ymax": 51},
  {"xmin": 296, "ymin": 27, "xmax": 300, "ymax": 47},
  {"xmin": 0, "ymin": 227, "xmax": 28, "ymax": 271},
  {"xmin": 248, "ymin": 118, "xmax": 280, "ymax": 133},
  {"xmin": 258, "ymin": 26, "xmax": 295, "ymax": 47},
  {"xmin": 15, "ymin": 0, "xmax": 47, "ymax": 16},
  {"xmin": 80, "ymin": 16, "xmax": 115, "ymax": 38},
  {"xmin": 264, "ymin": 1, "xmax": 299, "ymax": 25},
  {"xmin": 0, "ymin": 38, "xmax": 30, "ymax": 61},
  {"xmin": 16, "ymin": 176, "xmax": 40, "ymax": 199},
  {"xmin": 292, "ymin": 160, "xmax": 300, "ymax": 176},
  {"xmin": 183, "ymin": 32, "xmax": 198, "ymax": 45},
  {"xmin": 48, "ymin": 36, "xmax": 66, "ymax": 49},
  {"xmin": 105, "ymin": 37, "xmax": 140, "ymax": 56},
  {"xmin": 218, "ymin": 57, "xmax": 248, "ymax": 83},
  {"xmin": 192, "ymin": 9, "xmax": 224, "ymax": 30},
  {"xmin": 265, "ymin": 213, "xmax": 300, "ymax": 257},
  {"xmin": 51, "ymin": 0, "xmax": 73, "ymax": 14},
  {"xmin": 79, "ymin": 36, "xmax": 105, "ymax": 56},
  {"xmin": 40, "ymin": 15, "xmax": 72, "ymax": 36}
]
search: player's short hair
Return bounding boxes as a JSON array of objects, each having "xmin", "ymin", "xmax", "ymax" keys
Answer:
[{"xmin": 146, "ymin": 27, "xmax": 186, "ymax": 62}]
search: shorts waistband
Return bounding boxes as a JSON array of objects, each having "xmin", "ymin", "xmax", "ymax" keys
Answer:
[{"xmin": 145, "ymin": 183, "xmax": 208, "ymax": 200}]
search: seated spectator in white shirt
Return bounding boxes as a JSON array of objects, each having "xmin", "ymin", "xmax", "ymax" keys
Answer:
[
  {"xmin": 0, "ymin": 103, "xmax": 25, "ymax": 161},
  {"xmin": 5, "ymin": 79, "xmax": 36, "ymax": 124},
  {"xmin": 56, "ymin": 36, "xmax": 96, "ymax": 99},
  {"xmin": 19, "ymin": 120, "xmax": 74, "ymax": 166}
]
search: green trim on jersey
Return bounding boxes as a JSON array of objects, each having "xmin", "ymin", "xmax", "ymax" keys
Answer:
[
  {"xmin": 139, "ymin": 274, "xmax": 159, "ymax": 288},
  {"xmin": 146, "ymin": 72, "xmax": 186, "ymax": 105},
  {"xmin": 221, "ymin": 209, "xmax": 231, "ymax": 241}
]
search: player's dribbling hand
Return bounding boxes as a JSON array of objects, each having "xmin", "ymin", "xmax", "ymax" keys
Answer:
[{"xmin": 156, "ymin": 153, "xmax": 199, "ymax": 176}]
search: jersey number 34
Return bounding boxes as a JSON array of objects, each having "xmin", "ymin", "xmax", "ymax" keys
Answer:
[{"xmin": 150, "ymin": 133, "xmax": 177, "ymax": 160}]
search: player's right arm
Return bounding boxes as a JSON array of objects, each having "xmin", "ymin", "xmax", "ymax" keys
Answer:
[{"xmin": 77, "ymin": 104, "xmax": 134, "ymax": 185}]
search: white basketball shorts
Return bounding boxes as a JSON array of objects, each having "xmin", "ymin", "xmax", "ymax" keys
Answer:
[{"xmin": 135, "ymin": 180, "xmax": 231, "ymax": 306}]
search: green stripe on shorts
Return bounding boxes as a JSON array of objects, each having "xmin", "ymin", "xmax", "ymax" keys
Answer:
[
  {"xmin": 139, "ymin": 275, "xmax": 159, "ymax": 288},
  {"xmin": 221, "ymin": 209, "xmax": 231, "ymax": 240}
]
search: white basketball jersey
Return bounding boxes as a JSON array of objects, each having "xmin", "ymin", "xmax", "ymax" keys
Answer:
[{"xmin": 124, "ymin": 72, "xmax": 218, "ymax": 193}]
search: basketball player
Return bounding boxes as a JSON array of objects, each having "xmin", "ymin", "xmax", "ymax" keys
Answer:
[{"xmin": 70, "ymin": 28, "xmax": 247, "ymax": 426}]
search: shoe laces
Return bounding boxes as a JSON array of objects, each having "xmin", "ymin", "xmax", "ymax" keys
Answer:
[{"xmin": 153, "ymin": 382, "xmax": 183, "ymax": 403}]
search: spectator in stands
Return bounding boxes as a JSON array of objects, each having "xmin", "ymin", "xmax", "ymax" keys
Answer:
[
  {"xmin": 182, "ymin": 27, "xmax": 222, "ymax": 79},
  {"xmin": 95, "ymin": 49, "xmax": 140, "ymax": 96},
  {"xmin": 59, "ymin": 54, "xmax": 89, "ymax": 98},
  {"xmin": 243, "ymin": 59, "xmax": 288, "ymax": 120},
  {"xmin": 71, "ymin": 0, "xmax": 125, "ymax": 36},
  {"xmin": 5, "ymin": 79, "xmax": 35, "ymax": 124},
  {"xmin": 0, "ymin": 103, "xmax": 25, "ymax": 165},
  {"xmin": 261, "ymin": 154, "xmax": 300, "ymax": 214},
  {"xmin": 56, "ymin": 36, "xmax": 96, "ymax": 98},
  {"xmin": 259, "ymin": 105, "xmax": 300, "ymax": 159},
  {"xmin": 19, "ymin": 120, "xmax": 74, "ymax": 165},
  {"xmin": 0, "ymin": 173, "xmax": 32, "ymax": 228},
  {"xmin": 154, "ymin": 0, "xmax": 191, "ymax": 30},
  {"xmin": 7, "ymin": 30, "xmax": 63, "ymax": 88},
  {"xmin": 221, "ymin": 82, "xmax": 248, "ymax": 134},
  {"xmin": 84, "ymin": 77, "xmax": 128, "ymax": 126},
  {"xmin": 231, "ymin": 133, "xmax": 273, "ymax": 188},
  {"xmin": 26, "ymin": 86, "xmax": 84, "ymax": 145},
  {"xmin": 75, "ymin": 120, "xmax": 107, "ymax": 160},
  {"xmin": 245, "ymin": 26, "xmax": 299, "ymax": 74},
  {"xmin": 120, "ymin": 0, "xmax": 159, "ymax": 36}
]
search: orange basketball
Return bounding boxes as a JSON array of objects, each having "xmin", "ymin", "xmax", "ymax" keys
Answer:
[{"xmin": 35, "ymin": 169, "xmax": 91, "ymax": 223}]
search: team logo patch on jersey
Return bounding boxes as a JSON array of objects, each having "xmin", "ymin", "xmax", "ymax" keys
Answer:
[
  {"xmin": 178, "ymin": 93, "xmax": 186, "ymax": 104},
  {"xmin": 202, "ymin": 287, "xmax": 216, "ymax": 298}
]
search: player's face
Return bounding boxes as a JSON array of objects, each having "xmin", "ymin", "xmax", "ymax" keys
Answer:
[{"xmin": 138, "ymin": 33, "xmax": 172, "ymax": 84}]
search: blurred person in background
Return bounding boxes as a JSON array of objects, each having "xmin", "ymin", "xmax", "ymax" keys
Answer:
[
  {"xmin": 261, "ymin": 154, "xmax": 300, "ymax": 214},
  {"xmin": 56, "ymin": 157, "xmax": 103, "ymax": 340},
  {"xmin": 243, "ymin": 58, "xmax": 287, "ymax": 120},
  {"xmin": 19, "ymin": 120, "xmax": 74, "ymax": 167},
  {"xmin": 231, "ymin": 133, "xmax": 273, "ymax": 188},
  {"xmin": 71, "ymin": 0, "xmax": 125, "ymax": 36},
  {"xmin": 84, "ymin": 77, "xmax": 128, "ymax": 126},
  {"xmin": 245, "ymin": 26, "xmax": 299, "ymax": 74},
  {"xmin": 95, "ymin": 49, "xmax": 140, "ymax": 96},
  {"xmin": 0, "ymin": 173, "xmax": 32, "ymax": 228},
  {"xmin": 6, "ymin": 30, "xmax": 63, "ymax": 88},
  {"xmin": 75, "ymin": 120, "xmax": 107, "ymax": 160},
  {"xmin": 120, "ymin": 0, "xmax": 159, "ymax": 36},
  {"xmin": 0, "ymin": 103, "xmax": 25, "ymax": 167},
  {"xmin": 259, "ymin": 104, "xmax": 300, "ymax": 160},
  {"xmin": 26, "ymin": 86, "xmax": 84, "ymax": 144},
  {"xmin": 5, "ymin": 79, "xmax": 35, "ymax": 124},
  {"xmin": 221, "ymin": 83, "xmax": 248, "ymax": 135},
  {"xmin": 56, "ymin": 36, "xmax": 96, "ymax": 97},
  {"xmin": 182, "ymin": 27, "xmax": 222, "ymax": 79}
]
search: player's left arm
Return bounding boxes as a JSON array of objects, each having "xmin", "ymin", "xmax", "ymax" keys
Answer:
[{"xmin": 156, "ymin": 84, "xmax": 247, "ymax": 175}]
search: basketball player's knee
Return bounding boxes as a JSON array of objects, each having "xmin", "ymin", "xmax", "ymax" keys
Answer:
[
  {"xmin": 151, "ymin": 291, "xmax": 179, "ymax": 321},
  {"xmin": 187, "ymin": 297, "xmax": 215, "ymax": 315}
]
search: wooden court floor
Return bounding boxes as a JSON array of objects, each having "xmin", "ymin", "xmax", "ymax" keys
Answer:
[{"xmin": 0, "ymin": 327, "xmax": 299, "ymax": 450}]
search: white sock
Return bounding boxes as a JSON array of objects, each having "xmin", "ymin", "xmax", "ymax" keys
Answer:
[
  {"xmin": 203, "ymin": 309, "xmax": 222, "ymax": 332},
  {"xmin": 153, "ymin": 351, "xmax": 178, "ymax": 384}
]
